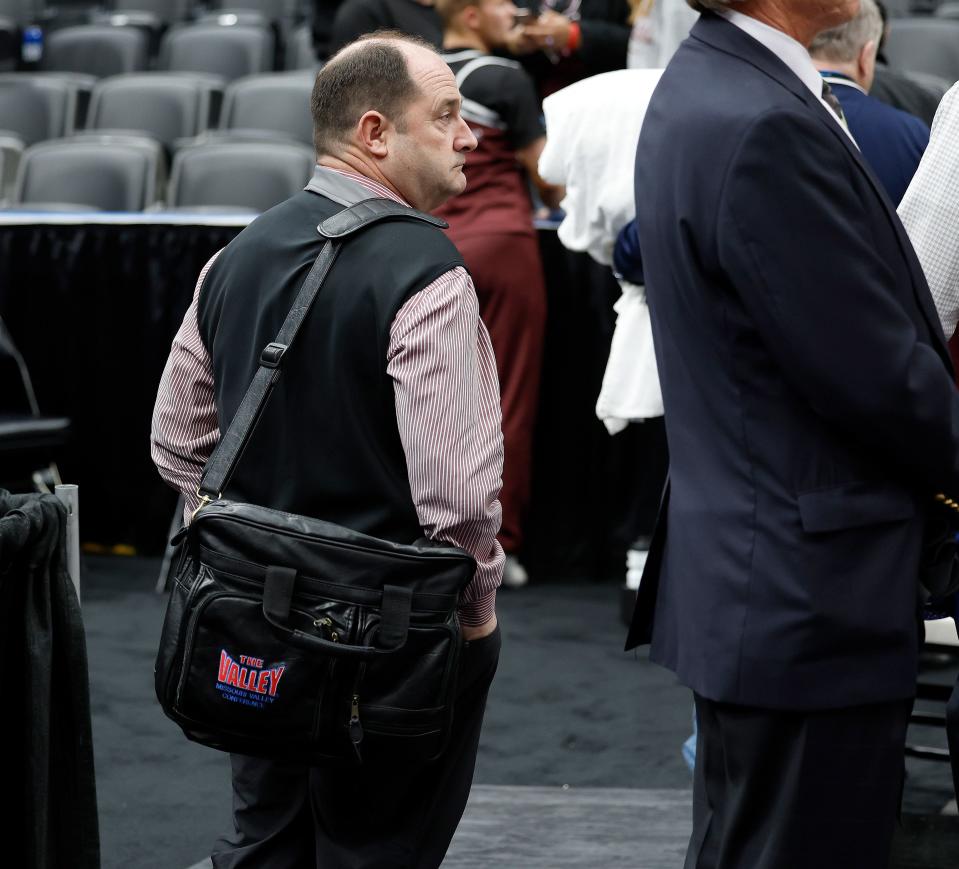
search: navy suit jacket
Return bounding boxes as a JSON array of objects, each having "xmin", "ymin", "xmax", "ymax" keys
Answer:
[
  {"xmin": 824, "ymin": 74, "xmax": 929, "ymax": 205},
  {"xmin": 626, "ymin": 13, "xmax": 959, "ymax": 710}
]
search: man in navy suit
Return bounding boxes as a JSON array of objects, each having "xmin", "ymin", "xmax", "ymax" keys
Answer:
[
  {"xmin": 809, "ymin": 0, "xmax": 929, "ymax": 205},
  {"xmin": 627, "ymin": 0, "xmax": 959, "ymax": 866}
]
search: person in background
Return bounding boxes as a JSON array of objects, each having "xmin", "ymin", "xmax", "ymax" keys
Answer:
[
  {"xmin": 629, "ymin": 0, "xmax": 959, "ymax": 864},
  {"xmin": 870, "ymin": 0, "xmax": 946, "ymax": 128},
  {"xmin": 809, "ymin": 0, "xmax": 928, "ymax": 205},
  {"xmin": 898, "ymin": 78, "xmax": 959, "ymax": 822},
  {"xmin": 626, "ymin": 0, "xmax": 698, "ymax": 69},
  {"xmin": 434, "ymin": 0, "xmax": 562, "ymax": 588},
  {"xmin": 329, "ymin": 0, "xmax": 443, "ymax": 54},
  {"xmin": 508, "ymin": 0, "xmax": 632, "ymax": 97}
]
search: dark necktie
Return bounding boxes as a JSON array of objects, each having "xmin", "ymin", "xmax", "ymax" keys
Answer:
[{"xmin": 821, "ymin": 80, "xmax": 848, "ymax": 129}]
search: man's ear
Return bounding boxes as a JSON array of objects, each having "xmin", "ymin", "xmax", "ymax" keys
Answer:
[
  {"xmin": 859, "ymin": 39, "xmax": 877, "ymax": 80},
  {"xmin": 462, "ymin": 6, "xmax": 482, "ymax": 30},
  {"xmin": 356, "ymin": 110, "xmax": 391, "ymax": 158}
]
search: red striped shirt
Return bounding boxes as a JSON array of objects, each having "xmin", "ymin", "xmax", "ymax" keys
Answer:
[{"xmin": 150, "ymin": 168, "xmax": 504, "ymax": 625}]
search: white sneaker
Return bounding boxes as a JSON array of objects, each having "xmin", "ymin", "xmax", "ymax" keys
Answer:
[{"xmin": 502, "ymin": 554, "xmax": 529, "ymax": 588}]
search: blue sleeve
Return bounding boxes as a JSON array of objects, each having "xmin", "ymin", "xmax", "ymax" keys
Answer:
[{"xmin": 613, "ymin": 218, "xmax": 645, "ymax": 284}]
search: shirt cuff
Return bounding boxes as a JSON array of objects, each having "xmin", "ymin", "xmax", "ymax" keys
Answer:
[
  {"xmin": 458, "ymin": 590, "xmax": 497, "ymax": 627},
  {"xmin": 564, "ymin": 21, "xmax": 581, "ymax": 55}
]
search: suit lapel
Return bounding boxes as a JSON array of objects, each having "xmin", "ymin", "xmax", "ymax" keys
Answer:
[{"xmin": 690, "ymin": 13, "xmax": 951, "ymax": 364}]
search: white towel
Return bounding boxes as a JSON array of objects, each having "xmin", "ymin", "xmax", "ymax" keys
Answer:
[
  {"xmin": 596, "ymin": 281, "xmax": 664, "ymax": 433},
  {"xmin": 538, "ymin": 68, "xmax": 663, "ymax": 266},
  {"xmin": 538, "ymin": 70, "xmax": 665, "ymax": 430}
]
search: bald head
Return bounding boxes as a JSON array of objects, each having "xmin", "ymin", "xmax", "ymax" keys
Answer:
[{"xmin": 310, "ymin": 32, "xmax": 440, "ymax": 158}]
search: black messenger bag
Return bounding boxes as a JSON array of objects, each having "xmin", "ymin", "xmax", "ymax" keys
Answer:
[{"xmin": 155, "ymin": 199, "xmax": 476, "ymax": 766}]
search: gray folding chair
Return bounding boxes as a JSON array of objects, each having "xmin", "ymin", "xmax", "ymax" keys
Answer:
[
  {"xmin": 211, "ymin": 0, "xmax": 300, "ymax": 23},
  {"xmin": 219, "ymin": 70, "xmax": 313, "ymax": 145},
  {"xmin": 167, "ymin": 139, "xmax": 313, "ymax": 211},
  {"xmin": 11, "ymin": 134, "xmax": 164, "ymax": 211},
  {"xmin": 936, "ymin": 1, "xmax": 959, "ymax": 16},
  {"xmin": 0, "ymin": 72, "xmax": 94, "ymax": 145},
  {"xmin": 286, "ymin": 22, "xmax": 318, "ymax": 70},
  {"xmin": 42, "ymin": 25, "xmax": 151, "ymax": 78},
  {"xmin": 884, "ymin": 18, "xmax": 959, "ymax": 83},
  {"xmin": 87, "ymin": 72, "xmax": 224, "ymax": 149},
  {"xmin": 159, "ymin": 22, "xmax": 275, "ymax": 81}
]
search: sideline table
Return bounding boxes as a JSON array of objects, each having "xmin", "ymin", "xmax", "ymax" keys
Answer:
[{"xmin": 0, "ymin": 210, "xmax": 656, "ymax": 582}]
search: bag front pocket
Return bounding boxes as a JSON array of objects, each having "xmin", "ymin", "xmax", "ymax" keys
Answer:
[{"xmin": 175, "ymin": 591, "xmax": 333, "ymax": 742}]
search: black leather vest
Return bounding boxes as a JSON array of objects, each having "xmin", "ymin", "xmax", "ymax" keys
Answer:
[{"xmin": 198, "ymin": 188, "xmax": 466, "ymax": 544}]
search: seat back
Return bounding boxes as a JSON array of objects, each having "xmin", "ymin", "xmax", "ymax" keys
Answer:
[
  {"xmin": 220, "ymin": 70, "xmax": 313, "ymax": 145},
  {"xmin": 111, "ymin": 0, "xmax": 193, "ymax": 22},
  {"xmin": 286, "ymin": 22, "xmax": 317, "ymax": 70},
  {"xmin": 884, "ymin": 18, "xmax": 959, "ymax": 83},
  {"xmin": 87, "ymin": 73, "xmax": 223, "ymax": 147},
  {"xmin": 159, "ymin": 23, "xmax": 275, "ymax": 81},
  {"xmin": 42, "ymin": 25, "xmax": 150, "ymax": 78},
  {"xmin": 13, "ymin": 135, "xmax": 163, "ymax": 210},
  {"xmin": 212, "ymin": 0, "xmax": 300, "ymax": 22},
  {"xmin": 168, "ymin": 139, "xmax": 312, "ymax": 211},
  {"xmin": 0, "ymin": 73, "xmax": 92, "ymax": 144}
]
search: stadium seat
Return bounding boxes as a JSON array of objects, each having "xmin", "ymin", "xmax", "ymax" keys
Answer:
[
  {"xmin": 0, "ymin": 72, "xmax": 93, "ymax": 144},
  {"xmin": 42, "ymin": 25, "xmax": 150, "ymax": 78},
  {"xmin": 11, "ymin": 134, "xmax": 164, "ymax": 211},
  {"xmin": 87, "ymin": 72, "xmax": 224, "ymax": 148},
  {"xmin": 167, "ymin": 139, "xmax": 313, "ymax": 211},
  {"xmin": 109, "ymin": 0, "xmax": 193, "ymax": 24},
  {"xmin": 0, "ymin": 16, "xmax": 16, "ymax": 72},
  {"xmin": 159, "ymin": 22, "xmax": 275, "ymax": 81},
  {"xmin": 935, "ymin": 1, "xmax": 959, "ymax": 16},
  {"xmin": 0, "ymin": 131, "xmax": 22, "ymax": 203},
  {"xmin": 286, "ymin": 22, "xmax": 318, "ymax": 70},
  {"xmin": 884, "ymin": 18, "xmax": 959, "ymax": 83},
  {"xmin": 0, "ymin": 315, "xmax": 72, "ymax": 491},
  {"xmin": 211, "ymin": 0, "xmax": 300, "ymax": 23},
  {"xmin": 220, "ymin": 70, "xmax": 313, "ymax": 146}
]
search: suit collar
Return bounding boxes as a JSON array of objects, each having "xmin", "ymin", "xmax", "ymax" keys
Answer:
[{"xmin": 690, "ymin": 13, "xmax": 950, "ymax": 360}]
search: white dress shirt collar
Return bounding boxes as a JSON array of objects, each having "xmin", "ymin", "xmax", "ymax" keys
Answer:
[{"xmin": 718, "ymin": 8, "xmax": 855, "ymax": 141}]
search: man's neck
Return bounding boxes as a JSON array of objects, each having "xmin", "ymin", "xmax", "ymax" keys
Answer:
[
  {"xmin": 735, "ymin": 0, "xmax": 849, "ymax": 48},
  {"xmin": 811, "ymin": 58, "xmax": 863, "ymax": 88},
  {"xmin": 442, "ymin": 29, "xmax": 490, "ymax": 52},
  {"xmin": 317, "ymin": 154, "xmax": 406, "ymax": 203}
]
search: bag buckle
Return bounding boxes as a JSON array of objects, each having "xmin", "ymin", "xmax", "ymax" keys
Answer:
[
  {"xmin": 192, "ymin": 487, "xmax": 220, "ymax": 521},
  {"xmin": 260, "ymin": 342, "xmax": 288, "ymax": 369}
]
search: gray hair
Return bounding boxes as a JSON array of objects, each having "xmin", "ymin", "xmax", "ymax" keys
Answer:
[
  {"xmin": 809, "ymin": 0, "xmax": 883, "ymax": 63},
  {"xmin": 685, "ymin": 0, "xmax": 740, "ymax": 13}
]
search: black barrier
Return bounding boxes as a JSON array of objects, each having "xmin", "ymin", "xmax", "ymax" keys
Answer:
[{"xmin": 0, "ymin": 216, "xmax": 666, "ymax": 584}]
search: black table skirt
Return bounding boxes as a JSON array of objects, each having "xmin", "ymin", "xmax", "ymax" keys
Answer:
[{"xmin": 0, "ymin": 219, "xmax": 666, "ymax": 582}]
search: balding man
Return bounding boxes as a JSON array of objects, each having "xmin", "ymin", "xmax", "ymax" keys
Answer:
[
  {"xmin": 810, "ymin": 0, "xmax": 929, "ymax": 205},
  {"xmin": 628, "ymin": 0, "xmax": 959, "ymax": 866},
  {"xmin": 152, "ymin": 33, "xmax": 504, "ymax": 868}
]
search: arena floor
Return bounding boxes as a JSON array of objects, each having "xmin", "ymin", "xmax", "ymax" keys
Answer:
[{"xmin": 82, "ymin": 556, "xmax": 958, "ymax": 868}]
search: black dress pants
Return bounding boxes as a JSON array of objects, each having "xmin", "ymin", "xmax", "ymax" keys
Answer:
[
  {"xmin": 211, "ymin": 626, "xmax": 501, "ymax": 869},
  {"xmin": 686, "ymin": 693, "xmax": 913, "ymax": 869}
]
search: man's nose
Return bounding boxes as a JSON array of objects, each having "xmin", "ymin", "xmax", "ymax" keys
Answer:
[{"xmin": 456, "ymin": 118, "xmax": 478, "ymax": 152}]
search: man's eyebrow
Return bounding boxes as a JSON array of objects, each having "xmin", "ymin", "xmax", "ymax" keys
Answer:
[{"xmin": 436, "ymin": 97, "xmax": 461, "ymax": 112}]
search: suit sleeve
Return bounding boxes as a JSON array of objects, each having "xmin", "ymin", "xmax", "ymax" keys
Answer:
[{"xmin": 718, "ymin": 108, "xmax": 959, "ymax": 494}]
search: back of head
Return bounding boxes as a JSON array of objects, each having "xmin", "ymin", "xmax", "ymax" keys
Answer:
[
  {"xmin": 310, "ymin": 31, "xmax": 435, "ymax": 158},
  {"xmin": 809, "ymin": 0, "xmax": 883, "ymax": 64},
  {"xmin": 434, "ymin": 0, "xmax": 474, "ymax": 27}
]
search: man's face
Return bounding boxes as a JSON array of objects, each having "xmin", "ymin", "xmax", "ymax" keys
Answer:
[
  {"xmin": 386, "ymin": 47, "xmax": 478, "ymax": 211},
  {"xmin": 474, "ymin": 0, "xmax": 520, "ymax": 49}
]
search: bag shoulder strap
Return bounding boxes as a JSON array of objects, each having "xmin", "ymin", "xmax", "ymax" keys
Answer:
[{"xmin": 197, "ymin": 197, "xmax": 447, "ymax": 504}]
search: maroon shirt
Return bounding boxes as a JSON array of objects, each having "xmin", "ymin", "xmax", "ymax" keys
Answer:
[{"xmin": 435, "ymin": 50, "xmax": 545, "ymax": 241}]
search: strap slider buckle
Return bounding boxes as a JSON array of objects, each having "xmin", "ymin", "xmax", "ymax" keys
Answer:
[{"xmin": 260, "ymin": 342, "xmax": 288, "ymax": 368}]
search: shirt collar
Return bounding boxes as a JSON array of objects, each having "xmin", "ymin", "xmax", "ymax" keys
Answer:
[
  {"xmin": 719, "ymin": 8, "xmax": 825, "ymax": 103},
  {"xmin": 818, "ymin": 69, "xmax": 868, "ymax": 95},
  {"xmin": 306, "ymin": 164, "xmax": 409, "ymax": 207}
]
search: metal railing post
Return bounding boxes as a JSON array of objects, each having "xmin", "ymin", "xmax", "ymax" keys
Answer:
[{"xmin": 55, "ymin": 484, "xmax": 80, "ymax": 604}]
